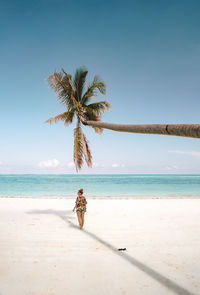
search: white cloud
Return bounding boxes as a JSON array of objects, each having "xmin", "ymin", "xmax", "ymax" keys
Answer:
[
  {"xmin": 169, "ymin": 150, "xmax": 200, "ymax": 158},
  {"xmin": 111, "ymin": 163, "xmax": 125, "ymax": 168},
  {"xmin": 0, "ymin": 161, "xmax": 2, "ymax": 165},
  {"xmin": 112, "ymin": 163, "xmax": 119, "ymax": 168},
  {"xmin": 165, "ymin": 165, "xmax": 179, "ymax": 170},
  {"xmin": 38, "ymin": 159, "xmax": 60, "ymax": 168},
  {"xmin": 67, "ymin": 162, "xmax": 75, "ymax": 168},
  {"xmin": 93, "ymin": 162, "xmax": 99, "ymax": 167},
  {"xmin": 93, "ymin": 163, "xmax": 106, "ymax": 168}
]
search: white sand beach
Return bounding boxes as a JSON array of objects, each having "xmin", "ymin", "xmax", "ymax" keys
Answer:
[{"xmin": 0, "ymin": 197, "xmax": 200, "ymax": 295}]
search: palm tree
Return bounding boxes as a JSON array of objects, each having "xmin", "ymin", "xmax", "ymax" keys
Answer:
[
  {"xmin": 46, "ymin": 66, "xmax": 111, "ymax": 171},
  {"xmin": 46, "ymin": 67, "xmax": 200, "ymax": 172}
]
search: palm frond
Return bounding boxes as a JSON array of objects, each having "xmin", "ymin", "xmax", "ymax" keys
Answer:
[
  {"xmin": 86, "ymin": 101, "xmax": 111, "ymax": 115},
  {"xmin": 47, "ymin": 70, "xmax": 75, "ymax": 107},
  {"xmin": 64, "ymin": 109, "xmax": 76, "ymax": 126},
  {"xmin": 45, "ymin": 110, "xmax": 75, "ymax": 126},
  {"xmin": 74, "ymin": 121, "xmax": 84, "ymax": 171},
  {"xmin": 82, "ymin": 133, "xmax": 92, "ymax": 167},
  {"xmin": 83, "ymin": 109, "xmax": 103, "ymax": 134},
  {"xmin": 45, "ymin": 112, "xmax": 68, "ymax": 124},
  {"xmin": 81, "ymin": 75, "xmax": 106, "ymax": 105},
  {"xmin": 73, "ymin": 66, "xmax": 88, "ymax": 101},
  {"xmin": 84, "ymin": 101, "xmax": 111, "ymax": 131},
  {"xmin": 83, "ymin": 108, "xmax": 100, "ymax": 121}
]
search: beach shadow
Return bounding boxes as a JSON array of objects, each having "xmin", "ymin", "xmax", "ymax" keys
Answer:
[{"xmin": 27, "ymin": 209, "xmax": 194, "ymax": 295}]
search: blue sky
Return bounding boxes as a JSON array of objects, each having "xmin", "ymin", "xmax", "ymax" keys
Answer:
[{"xmin": 0, "ymin": 0, "xmax": 200, "ymax": 174}]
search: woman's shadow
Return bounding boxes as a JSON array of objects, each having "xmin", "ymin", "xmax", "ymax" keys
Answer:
[{"xmin": 27, "ymin": 209, "xmax": 194, "ymax": 295}]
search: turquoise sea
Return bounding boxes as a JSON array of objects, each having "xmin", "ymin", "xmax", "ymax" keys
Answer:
[{"xmin": 0, "ymin": 174, "xmax": 200, "ymax": 198}]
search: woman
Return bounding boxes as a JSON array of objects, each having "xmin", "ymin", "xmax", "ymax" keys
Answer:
[{"xmin": 73, "ymin": 188, "xmax": 87, "ymax": 229}]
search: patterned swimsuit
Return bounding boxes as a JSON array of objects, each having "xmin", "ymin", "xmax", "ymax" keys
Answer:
[{"xmin": 76, "ymin": 196, "xmax": 87, "ymax": 212}]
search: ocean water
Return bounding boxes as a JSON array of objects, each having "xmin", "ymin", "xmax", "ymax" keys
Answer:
[{"xmin": 0, "ymin": 174, "xmax": 200, "ymax": 198}]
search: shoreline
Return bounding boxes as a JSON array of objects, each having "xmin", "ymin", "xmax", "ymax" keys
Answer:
[{"xmin": 0, "ymin": 195, "xmax": 200, "ymax": 199}]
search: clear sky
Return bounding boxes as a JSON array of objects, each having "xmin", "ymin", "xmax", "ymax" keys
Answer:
[{"xmin": 0, "ymin": 0, "xmax": 200, "ymax": 174}]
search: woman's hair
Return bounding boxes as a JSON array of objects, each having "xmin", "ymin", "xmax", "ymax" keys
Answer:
[{"xmin": 78, "ymin": 188, "xmax": 83, "ymax": 195}]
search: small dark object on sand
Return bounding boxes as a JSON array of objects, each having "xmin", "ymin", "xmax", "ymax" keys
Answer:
[{"xmin": 118, "ymin": 248, "xmax": 127, "ymax": 251}]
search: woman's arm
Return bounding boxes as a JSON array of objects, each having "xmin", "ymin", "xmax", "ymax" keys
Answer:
[{"xmin": 73, "ymin": 197, "xmax": 78, "ymax": 212}]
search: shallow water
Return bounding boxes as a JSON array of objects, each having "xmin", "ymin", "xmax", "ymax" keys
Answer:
[{"xmin": 0, "ymin": 174, "xmax": 200, "ymax": 198}]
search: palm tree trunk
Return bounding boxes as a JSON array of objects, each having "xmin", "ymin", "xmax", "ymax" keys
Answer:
[{"xmin": 83, "ymin": 120, "xmax": 200, "ymax": 139}]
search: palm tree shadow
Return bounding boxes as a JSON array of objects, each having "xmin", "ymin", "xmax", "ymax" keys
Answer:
[{"xmin": 27, "ymin": 209, "xmax": 194, "ymax": 295}]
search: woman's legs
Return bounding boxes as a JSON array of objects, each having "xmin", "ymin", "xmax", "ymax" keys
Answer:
[
  {"xmin": 77, "ymin": 211, "xmax": 82, "ymax": 228},
  {"xmin": 77, "ymin": 210, "xmax": 85, "ymax": 229},
  {"xmin": 81, "ymin": 212, "xmax": 85, "ymax": 228}
]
